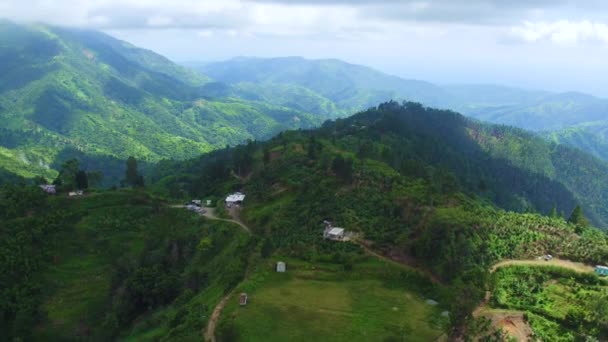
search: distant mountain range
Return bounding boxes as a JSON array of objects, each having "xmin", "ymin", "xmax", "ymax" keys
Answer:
[
  {"xmin": 1, "ymin": 20, "xmax": 607, "ymax": 185},
  {"xmin": 193, "ymin": 57, "xmax": 608, "ymax": 161}
]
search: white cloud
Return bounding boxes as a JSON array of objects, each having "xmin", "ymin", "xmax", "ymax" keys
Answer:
[
  {"xmin": 509, "ymin": 20, "xmax": 608, "ymax": 44},
  {"xmin": 146, "ymin": 15, "xmax": 173, "ymax": 27}
]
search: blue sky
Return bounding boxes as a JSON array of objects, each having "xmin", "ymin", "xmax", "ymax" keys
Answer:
[{"xmin": 4, "ymin": 0, "xmax": 608, "ymax": 96}]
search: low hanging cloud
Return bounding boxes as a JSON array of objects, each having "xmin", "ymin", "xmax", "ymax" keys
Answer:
[
  {"xmin": 509, "ymin": 20, "xmax": 608, "ymax": 44},
  {"xmin": 2, "ymin": 0, "xmax": 608, "ymax": 46}
]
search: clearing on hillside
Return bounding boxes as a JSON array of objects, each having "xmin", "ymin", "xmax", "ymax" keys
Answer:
[{"xmin": 216, "ymin": 258, "xmax": 448, "ymax": 342}]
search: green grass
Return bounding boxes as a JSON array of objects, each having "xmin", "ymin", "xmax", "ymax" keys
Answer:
[{"xmin": 218, "ymin": 258, "xmax": 447, "ymax": 342}]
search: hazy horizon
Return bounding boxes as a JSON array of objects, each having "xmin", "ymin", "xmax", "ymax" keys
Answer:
[{"xmin": 3, "ymin": 0, "xmax": 608, "ymax": 97}]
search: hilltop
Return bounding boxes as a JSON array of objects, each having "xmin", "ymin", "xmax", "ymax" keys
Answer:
[{"xmin": 150, "ymin": 100, "xmax": 608, "ymax": 340}]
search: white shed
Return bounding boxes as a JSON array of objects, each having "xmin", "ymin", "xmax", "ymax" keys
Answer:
[
  {"xmin": 327, "ymin": 227, "xmax": 345, "ymax": 240},
  {"xmin": 276, "ymin": 261, "xmax": 286, "ymax": 273}
]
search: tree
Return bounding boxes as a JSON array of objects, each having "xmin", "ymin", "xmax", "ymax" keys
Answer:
[
  {"xmin": 263, "ymin": 147, "xmax": 270, "ymax": 166},
  {"xmin": 568, "ymin": 205, "xmax": 589, "ymax": 227},
  {"xmin": 55, "ymin": 159, "xmax": 80, "ymax": 190},
  {"xmin": 86, "ymin": 171, "xmax": 103, "ymax": 188},
  {"xmin": 331, "ymin": 156, "xmax": 353, "ymax": 183},
  {"xmin": 75, "ymin": 170, "xmax": 88, "ymax": 190},
  {"xmin": 125, "ymin": 157, "xmax": 143, "ymax": 187},
  {"xmin": 548, "ymin": 204, "xmax": 559, "ymax": 218}
]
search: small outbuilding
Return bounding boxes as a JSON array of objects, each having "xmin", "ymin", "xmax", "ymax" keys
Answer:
[
  {"xmin": 326, "ymin": 227, "xmax": 345, "ymax": 241},
  {"xmin": 596, "ymin": 265, "xmax": 608, "ymax": 276},
  {"xmin": 276, "ymin": 261, "xmax": 286, "ymax": 273},
  {"xmin": 239, "ymin": 293, "xmax": 248, "ymax": 306}
]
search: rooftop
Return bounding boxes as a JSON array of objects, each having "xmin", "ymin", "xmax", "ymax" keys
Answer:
[
  {"xmin": 226, "ymin": 192, "xmax": 246, "ymax": 202},
  {"xmin": 597, "ymin": 265, "xmax": 608, "ymax": 270},
  {"xmin": 328, "ymin": 227, "xmax": 344, "ymax": 235}
]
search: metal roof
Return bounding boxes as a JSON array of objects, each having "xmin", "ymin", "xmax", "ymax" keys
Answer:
[
  {"xmin": 226, "ymin": 192, "xmax": 245, "ymax": 202},
  {"xmin": 328, "ymin": 227, "xmax": 344, "ymax": 235}
]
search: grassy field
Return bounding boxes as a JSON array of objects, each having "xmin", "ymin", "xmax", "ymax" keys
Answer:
[{"xmin": 217, "ymin": 258, "xmax": 448, "ymax": 342}]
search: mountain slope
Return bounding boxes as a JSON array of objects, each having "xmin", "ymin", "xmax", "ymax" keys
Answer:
[
  {"xmin": 546, "ymin": 120, "xmax": 608, "ymax": 161},
  {"xmin": 150, "ymin": 101, "xmax": 608, "ymax": 340},
  {"xmin": 195, "ymin": 57, "xmax": 608, "ymax": 163},
  {"xmin": 0, "ymin": 23, "xmax": 322, "ymax": 184},
  {"xmin": 153, "ymin": 101, "xmax": 608, "ymax": 229},
  {"xmin": 465, "ymin": 91, "xmax": 608, "ymax": 132},
  {"xmin": 197, "ymin": 56, "xmax": 450, "ymax": 112}
]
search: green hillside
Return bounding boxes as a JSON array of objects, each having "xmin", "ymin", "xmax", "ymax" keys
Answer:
[
  {"xmin": 547, "ymin": 120, "xmax": 608, "ymax": 161},
  {"xmin": 4, "ymin": 101, "xmax": 608, "ymax": 341},
  {"xmin": 196, "ymin": 57, "xmax": 608, "ymax": 163},
  {"xmin": 465, "ymin": 92, "xmax": 608, "ymax": 132},
  {"xmin": 149, "ymin": 101, "xmax": 608, "ymax": 340},
  {"xmin": 0, "ymin": 188, "xmax": 253, "ymax": 341},
  {"xmin": 197, "ymin": 56, "xmax": 449, "ymax": 113},
  {"xmin": 0, "ymin": 22, "xmax": 324, "ymax": 184}
]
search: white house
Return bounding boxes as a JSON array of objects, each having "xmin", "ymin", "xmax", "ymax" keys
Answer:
[
  {"xmin": 276, "ymin": 261, "xmax": 286, "ymax": 273},
  {"xmin": 325, "ymin": 227, "xmax": 345, "ymax": 241},
  {"xmin": 225, "ymin": 192, "xmax": 246, "ymax": 206}
]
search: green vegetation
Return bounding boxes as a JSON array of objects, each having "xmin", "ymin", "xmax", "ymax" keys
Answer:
[
  {"xmin": 0, "ymin": 186, "xmax": 253, "ymax": 341},
  {"xmin": 547, "ymin": 120, "xmax": 608, "ymax": 161},
  {"xmin": 199, "ymin": 57, "xmax": 608, "ymax": 164},
  {"xmin": 218, "ymin": 258, "xmax": 448, "ymax": 342},
  {"xmin": 0, "ymin": 22, "xmax": 325, "ymax": 184},
  {"xmin": 151, "ymin": 100, "xmax": 608, "ymax": 339},
  {"xmin": 491, "ymin": 266, "xmax": 608, "ymax": 340}
]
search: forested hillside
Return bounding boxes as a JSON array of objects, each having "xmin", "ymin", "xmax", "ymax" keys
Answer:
[
  {"xmin": 5, "ymin": 101, "xmax": 608, "ymax": 340},
  {"xmin": 0, "ymin": 188, "xmax": 253, "ymax": 341},
  {"xmin": 0, "ymin": 22, "xmax": 324, "ymax": 184},
  {"xmin": 149, "ymin": 100, "xmax": 608, "ymax": 340},
  {"xmin": 154, "ymin": 101, "xmax": 608, "ymax": 229},
  {"xmin": 547, "ymin": 120, "xmax": 608, "ymax": 161}
]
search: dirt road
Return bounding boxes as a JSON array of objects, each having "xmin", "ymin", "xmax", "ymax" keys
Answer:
[
  {"xmin": 200, "ymin": 206, "xmax": 252, "ymax": 341},
  {"xmin": 202, "ymin": 207, "xmax": 250, "ymax": 234},
  {"xmin": 356, "ymin": 241, "xmax": 443, "ymax": 284},
  {"xmin": 204, "ymin": 290, "xmax": 234, "ymax": 342},
  {"xmin": 490, "ymin": 258, "xmax": 593, "ymax": 273}
]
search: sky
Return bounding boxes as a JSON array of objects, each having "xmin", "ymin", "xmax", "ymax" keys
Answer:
[{"xmin": 3, "ymin": 0, "xmax": 608, "ymax": 96}]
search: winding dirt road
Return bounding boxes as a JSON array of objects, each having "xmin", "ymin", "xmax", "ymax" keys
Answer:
[
  {"xmin": 171, "ymin": 204, "xmax": 251, "ymax": 342},
  {"xmin": 199, "ymin": 206, "xmax": 251, "ymax": 342}
]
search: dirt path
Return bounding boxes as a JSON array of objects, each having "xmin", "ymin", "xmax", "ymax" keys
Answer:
[
  {"xmin": 204, "ymin": 290, "xmax": 234, "ymax": 342},
  {"xmin": 202, "ymin": 207, "xmax": 251, "ymax": 234},
  {"xmin": 170, "ymin": 205, "xmax": 250, "ymax": 234},
  {"xmin": 200, "ymin": 207, "xmax": 252, "ymax": 341},
  {"xmin": 490, "ymin": 258, "xmax": 594, "ymax": 273},
  {"xmin": 356, "ymin": 240, "xmax": 443, "ymax": 285},
  {"xmin": 171, "ymin": 204, "xmax": 251, "ymax": 341}
]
